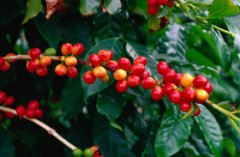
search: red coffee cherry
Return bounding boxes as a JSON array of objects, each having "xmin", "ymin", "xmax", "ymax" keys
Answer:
[
  {"xmin": 0, "ymin": 113, "xmax": 2, "ymax": 120},
  {"xmin": 204, "ymin": 82, "xmax": 212, "ymax": 94},
  {"xmin": 193, "ymin": 75, "xmax": 208, "ymax": 88},
  {"xmin": 173, "ymin": 73, "xmax": 182, "ymax": 85},
  {"xmin": 195, "ymin": 89, "xmax": 209, "ymax": 102},
  {"xmin": 116, "ymin": 80, "xmax": 128, "ymax": 93},
  {"xmin": 167, "ymin": 0, "xmax": 174, "ymax": 7},
  {"xmin": 0, "ymin": 57, "xmax": 5, "ymax": 66},
  {"xmin": 118, "ymin": 57, "xmax": 131, "ymax": 70},
  {"xmin": 168, "ymin": 90, "xmax": 181, "ymax": 104},
  {"xmin": 5, "ymin": 112, "xmax": 15, "ymax": 119},
  {"xmin": 55, "ymin": 64, "xmax": 67, "ymax": 76},
  {"xmin": 163, "ymin": 69, "xmax": 176, "ymax": 83},
  {"xmin": 88, "ymin": 54, "xmax": 101, "ymax": 67},
  {"xmin": 131, "ymin": 63, "xmax": 145, "ymax": 76},
  {"xmin": 151, "ymin": 86, "xmax": 163, "ymax": 101},
  {"xmin": 67, "ymin": 66, "xmax": 78, "ymax": 78},
  {"xmin": 127, "ymin": 75, "xmax": 141, "ymax": 87},
  {"xmin": 35, "ymin": 109, "xmax": 43, "ymax": 118},
  {"xmin": 40, "ymin": 56, "xmax": 51, "ymax": 67},
  {"xmin": 163, "ymin": 82, "xmax": 175, "ymax": 95},
  {"xmin": 157, "ymin": 0, "xmax": 168, "ymax": 5},
  {"xmin": 114, "ymin": 69, "xmax": 127, "ymax": 81},
  {"xmin": 160, "ymin": 17, "xmax": 169, "ymax": 28},
  {"xmin": 26, "ymin": 62, "xmax": 35, "ymax": 73},
  {"xmin": 28, "ymin": 48, "xmax": 41, "ymax": 59},
  {"xmin": 72, "ymin": 43, "xmax": 84, "ymax": 56},
  {"xmin": 97, "ymin": 50, "xmax": 113, "ymax": 62},
  {"xmin": 182, "ymin": 86, "xmax": 195, "ymax": 102},
  {"xmin": 157, "ymin": 61, "xmax": 169, "ymax": 75},
  {"xmin": 134, "ymin": 56, "xmax": 147, "ymax": 65},
  {"xmin": 25, "ymin": 109, "xmax": 35, "ymax": 118},
  {"xmin": 28, "ymin": 59, "xmax": 40, "ymax": 71},
  {"xmin": 65, "ymin": 56, "xmax": 78, "ymax": 67},
  {"xmin": 83, "ymin": 71, "xmax": 96, "ymax": 84},
  {"xmin": 148, "ymin": 6, "xmax": 159, "ymax": 15},
  {"xmin": 93, "ymin": 66, "xmax": 107, "ymax": 78},
  {"xmin": 179, "ymin": 101, "xmax": 191, "ymax": 112},
  {"xmin": 61, "ymin": 43, "xmax": 72, "ymax": 55},
  {"xmin": 0, "ymin": 91, "xmax": 7, "ymax": 103},
  {"xmin": 4, "ymin": 96, "xmax": 14, "ymax": 106},
  {"xmin": 106, "ymin": 60, "xmax": 119, "ymax": 71},
  {"xmin": 148, "ymin": 0, "xmax": 158, "ymax": 7},
  {"xmin": 99, "ymin": 74, "xmax": 110, "ymax": 83},
  {"xmin": 141, "ymin": 77, "xmax": 156, "ymax": 90},
  {"xmin": 5, "ymin": 53, "xmax": 17, "ymax": 63},
  {"xmin": 0, "ymin": 61, "xmax": 11, "ymax": 72},
  {"xmin": 27, "ymin": 100, "xmax": 40, "ymax": 110},
  {"xmin": 36, "ymin": 66, "xmax": 48, "ymax": 77},
  {"xmin": 141, "ymin": 70, "xmax": 151, "ymax": 78},
  {"xmin": 16, "ymin": 105, "xmax": 26, "ymax": 118},
  {"xmin": 194, "ymin": 107, "xmax": 201, "ymax": 116}
]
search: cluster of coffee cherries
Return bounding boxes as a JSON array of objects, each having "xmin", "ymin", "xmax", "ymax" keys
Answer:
[
  {"xmin": 0, "ymin": 53, "xmax": 16, "ymax": 72},
  {"xmin": 73, "ymin": 145, "xmax": 103, "ymax": 157},
  {"xmin": 148, "ymin": 0, "xmax": 174, "ymax": 16},
  {"xmin": 0, "ymin": 91, "xmax": 15, "ymax": 119}
]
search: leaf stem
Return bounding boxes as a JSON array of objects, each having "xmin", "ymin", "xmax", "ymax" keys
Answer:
[{"xmin": 212, "ymin": 25, "xmax": 235, "ymax": 38}]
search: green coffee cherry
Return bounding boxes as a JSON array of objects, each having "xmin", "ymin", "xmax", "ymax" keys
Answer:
[
  {"xmin": 83, "ymin": 148, "xmax": 94, "ymax": 157},
  {"xmin": 44, "ymin": 48, "xmax": 57, "ymax": 56},
  {"xmin": 72, "ymin": 148, "xmax": 83, "ymax": 157}
]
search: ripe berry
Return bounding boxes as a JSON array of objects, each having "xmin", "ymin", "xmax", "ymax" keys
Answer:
[
  {"xmin": 88, "ymin": 54, "xmax": 101, "ymax": 67},
  {"xmin": 134, "ymin": 56, "xmax": 147, "ymax": 65},
  {"xmin": 141, "ymin": 70, "xmax": 151, "ymax": 78},
  {"xmin": 127, "ymin": 75, "xmax": 141, "ymax": 87},
  {"xmin": 4, "ymin": 96, "xmax": 14, "ymax": 106},
  {"xmin": 194, "ymin": 107, "xmax": 201, "ymax": 116},
  {"xmin": 180, "ymin": 73, "xmax": 194, "ymax": 87},
  {"xmin": 157, "ymin": 61, "xmax": 169, "ymax": 75},
  {"xmin": 168, "ymin": 90, "xmax": 181, "ymax": 104},
  {"xmin": 0, "ymin": 91, "xmax": 7, "ymax": 103},
  {"xmin": 157, "ymin": 0, "xmax": 168, "ymax": 5},
  {"xmin": 151, "ymin": 86, "xmax": 163, "ymax": 101},
  {"xmin": 65, "ymin": 56, "xmax": 78, "ymax": 67},
  {"xmin": 36, "ymin": 66, "xmax": 48, "ymax": 77},
  {"xmin": 67, "ymin": 66, "xmax": 78, "ymax": 78},
  {"xmin": 16, "ymin": 105, "xmax": 26, "ymax": 118},
  {"xmin": 148, "ymin": 6, "xmax": 159, "ymax": 15},
  {"xmin": 27, "ymin": 100, "xmax": 40, "ymax": 110},
  {"xmin": 179, "ymin": 102, "xmax": 191, "ymax": 112},
  {"xmin": 204, "ymin": 82, "xmax": 212, "ymax": 94},
  {"xmin": 167, "ymin": 1, "xmax": 174, "ymax": 7},
  {"xmin": 173, "ymin": 73, "xmax": 182, "ymax": 85},
  {"xmin": 160, "ymin": 17, "xmax": 169, "ymax": 28},
  {"xmin": 118, "ymin": 57, "xmax": 131, "ymax": 70},
  {"xmin": 163, "ymin": 82, "xmax": 175, "ymax": 95},
  {"xmin": 97, "ymin": 50, "xmax": 113, "ymax": 62},
  {"xmin": 35, "ymin": 109, "xmax": 43, "ymax": 118},
  {"xmin": 28, "ymin": 59, "xmax": 40, "ymax": 71},
  {"xmin": 72, "ymin": 43, "xmax": 84, "ymax": 56},
  {"xmin": 28, "ymin": 48, "xmax": 41, "ymax": 59},
  {"xmin": 141, "ymin": 77, "xmax": 156, "ymax": 90},
  {"xmin": 55, "ymin": 64, "xmax": 67, "ymax": 76},
  {"xmin": 148, "ymin": 0, "xmax": 158, "ymax": 7},
  {"xmin": 5, "ymin": 112, "xmax": 15, "ymax": 119},
  {"xmin": 193, "ymin": 75, "xmax": 208, "ymax": 88},
  {"xmin": 0, "ymin": 61, "xmax": 10, "ymax": 71},
  {"xmin": 195, "ymin": 89, "xmax": 209, "ymax": 102},
  {"xmin": 0, "ymin": 57, "xmax": 5, "ymax": 66},
  {"xmin": 131, "ymin": 63, "xmax": 145, "ymax": 76},
  {"xmin": 40, "ymin": 56, "xmax": 51, "ymax": 67},
  {"xmin": 61, "ymin": 43, "xmax": 72, "ymax": 55},
  {"xmin": 116, "ymin": 80, "xmax": 128, "ymax": 93},
  {"xmin": 83, "ymin": 71, "xmax": 96, "ymax": 84},
  {"xmin": 106, "ymin": 60, "xmax": 119, "ymax": 71},
  {"xmin": 163, "ymin": 69, "xmax": 176, "ymax": 83},
  {"xmin": 5, "ymin": 53, "xmax": 17, "ymax": 63},
  {"xmin": 25, "ymin": 109, "xmax": 35, "ymax": 118},
  {"xmin": 182, "ymin": 86, "xmax": 195, "ymax": 102},
  {"xmin": 99, "ymin": 74, "xmax": 110, "ymax": 83},
  {"xmin": 114, "ymin": 69, "xmax": 127, "ymax": 81},
  {"xmin": 93, "ymin": 66, "xmax": 107, "ymax": 78}
]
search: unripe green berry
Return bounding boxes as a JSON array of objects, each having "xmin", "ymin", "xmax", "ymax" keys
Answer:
[
  {"xmin": 73, "ymin": 148, "xmax": 83, "ymax": 157},
  {"xmin": 44, "ymin": 48, "xmax": 57, "ymax": 56},
  {"xmin": 83, "ymin": 148, "xmax": 94, "ymax": 157}
]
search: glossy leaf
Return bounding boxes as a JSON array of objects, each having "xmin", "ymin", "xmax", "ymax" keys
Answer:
[
  {"xmin": 79, "ymin": 0, "xmax": 101, "ymax": 15},
  {"xmin": 22, "ymin": 0, "xmax": 42, "ymax": 24},
  {"xmin": 103, "ymin": 0, "xmax": 122, "ymax": 15},
  {"xmin": 223, "ymin": 138, "xmax": 236, "ymax": 157}
]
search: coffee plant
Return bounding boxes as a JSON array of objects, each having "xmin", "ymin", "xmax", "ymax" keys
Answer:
[{"xmin": 0, "ymin": 0, "xmax": 240, "ymax": 157}]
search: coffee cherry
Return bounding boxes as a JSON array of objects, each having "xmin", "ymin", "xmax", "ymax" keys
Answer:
[
  {"xmin": 179, "ymin": 102, "xmax": 191, "ymax": 112},
  {"xmin": 134, "ymin": 56, "xmax": 147, "ymax": 65},
  {"xmin": 55, "ymin": 64, "xmax": 67, "ymax": 76},
  {"xmin": 35, "ymin": 109, "xmax": 43, "ymax": 118},
  {"xmin": 204, "ymin": 82, "xmax": 212, "ymax": 94},
  {"xmin": 28, "ymin": 59, "xmax": 40, "ymax": 71},
  {"xmin": 65, "ymin": 56, "xmax": 78, "ymax": 67},
  {"xmin": 83, "ymin": 71, "xmax": 96, "ymax": 84},
  {"xmin": 157, "ymin": 0, "xmax": 168, "ymax": 5},
  {"xmin": 148, "ymin": 0, "xmax": 158, "ymax": 7},
  {"xmin": 182, "ymin": 86, "xmax": 195, "ymax": 102},
  {"xmin": 61, "ymin": 43, "xmax": 72, "ymax": 55},
  {"xmin": 28, "ymin": 48, "xmax": 41, "ymax": 59},
  {"xmin": 0, "ymin": 57, "xmax": 5, "ymax": 66},
  {"xmin": 0, "ymin": 91, "xmax": 7, "ymax": 103},
  {"xmin": 106, "ymin": 60, "xmax": 119, "ymax": 71},
  {"xmin": 193, "ymin": 75, "xmax": 208, "ymax": 88},
  {"xmin": 73, "ymin": 148, "xmax": 83, "ymax": 157},
  {"xmin": 157, "ymin": 61, "xmax": 169, "ymax": 75},
  {"xmin": 83, "ymin": 148, "xmax": 94, "ymax": 157},
  {"xmin": 36, "ymin": 66, "xmax": 48, "ymax": 77},
  {"xmin": 25, "ymin": 109, "xmax": 35, "ymax": 118},
  {"xmin": 168, "ymin": 90, "xmax": 181, "ymax": 104},
  {"xmin": 180, "ymin": 73, "xmax": 194, "ymax": 87},
  {"xmin": 4, "ymin": 96, "xmax": 14, "ymax": 106},
  {"xmin": 93, "ymin": 66, "xmax": 107, "ymax": 78},
  {"xmin": 99, "ymin": 74, "xmax": 110, "ymax": 82},
  {"xmin": 116, "ymin": 80, "xmax": 128, "ymax": 93},
  {"xmin": 97, "ymin": 50, "xmax": 113, "ymax": 62},
  {"xmin": 167, "ymin": 0, "xmax": 174, "ymax": 7},
  {"xmin": 118, "ymin": 57, "xmax": 131, "ymax": 70},
  {"xmin": 160, "ymin": 17, "xmax": 169, "ymax": 28},
  {"xmin": 163, "ymin": 69, "xmax": 176, "ymax": 83},
  {"xmin": 195, "ymin": 89, "xmax": 209, "ymax": 102},
  {"xmin": 0, "ymin": 113, "xmax": 2, "ymax": 120},
  {"xmin": 141, "ymin": 77, "xmax": 156, "ymax": 90},
  {"xmin": 151, "ymin": 86, "xmax": 163, "ymax": 101},
  {"xmin": 173, "ymin": 73, "xmax": 182, "ymax": 85},
  {"xmin": 163, "ymin": 82, "xmax": 175, "ymax": 95},
  {"xmin": 148, "ymin": 6, "xmax": 159, "ymax": 15},
  {"xmin": 141, "ymin": 70, "xmax": 151, "ymax": 78},
  {"xmin": 16, "ymin": 105, "xmax": 26, "ymax": 118},
  {"xmin": 114, "ymin": 69, "xmax": 127, "ymax": 81},
  {"xmin": 88, "ymin": 54, "xmax": 101, "ymax": 67},
  {"xmin": 44, "ymin": 48, "xmax": 57, "ymax": 56},
  {"xmin": 0, "ymin": 61, "xmax": 10, "ymax": 71},
  {"xmin": 194, "ymin": 107, "xmax": 201, "ymax": 116},
  {"xmin": 131, "ymin": 63, "xmax": 145, "ymax": 76},
  {"xmin": 5, "ymin": 53, "xmax": 17, "ymax": 63},
  {"xmin": 67, "ymin": 66, "xmax": 78, "ymax": 78},
  {"xmin": 5, "ymin": 112, "xmax": 15, "ymax": 119},
  {"xmin": 27, "ymin": 100, "xmax": 40, "ymax": 110},
  {"xmin": 40, "ymin": 56, "xmax": 51, "ymax": 67},
  {"xmin": 72, "ymin": 43, "xmax": 84, "ymax": 56},
  {"xmin": 127, "ymin": 75, "xmax": 141, "ymax": 87}
]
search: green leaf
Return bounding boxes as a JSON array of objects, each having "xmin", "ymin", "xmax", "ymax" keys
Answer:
[
  {"xmin": 208, "ymin": 0, "xmax": 239, "ymax": 19},
  {"xmin": 103, "ymin": 0, "xmax": 122, "ymax": 15},
  {"xmin": 22, "ymin": 0, "xmax": 42, "ymax": 24},
  {"xmin": 195, "ymin": 105, "xmax": 223, "ymax": 157},
  {"xmin": 97, "ymin": 87, "xmax": 127, "ymax": 121},
  {"xmin": 81, "ymin": 38, "xmax": 125, "ymax": 103},
  {"xmin": 0, "ymin": 127, "xmax": 15, "ymax": 157},
  {"xmin": 225, "ymin": 18, "xmax": 240, "ymax": 52},
  {"xmin": 217, "ymin": 101, "xmax": 236, "ymax": 112},
  {"xmin": 155, "ymin": 106, "xmax": 193, "ymax": 157},
  {"xmin": 183, "ymin": 141, "xmax": 201, "ymax": 157},
  {"xmin": 223, "ymin": 138, "xmax": 236, "ymax": 157},
  {"xmin": 79, "ymin": 0, "xmax": 101, "ymax": 16}
]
